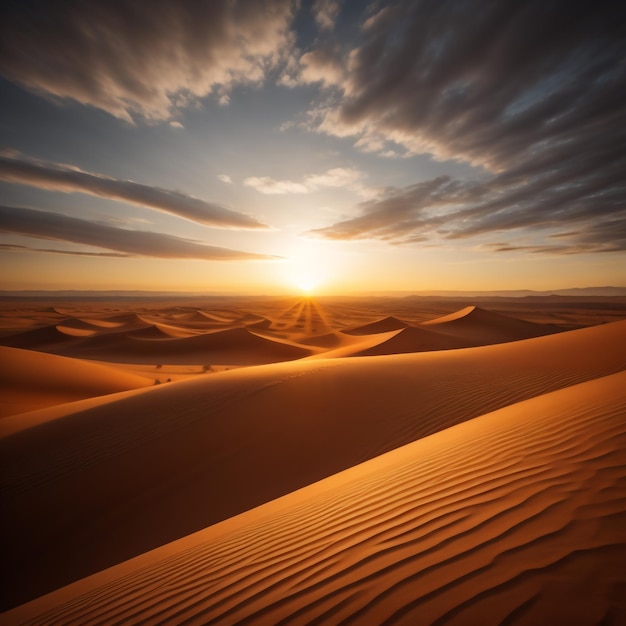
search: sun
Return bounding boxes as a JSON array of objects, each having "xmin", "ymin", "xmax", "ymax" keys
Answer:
[
  {"xmin": 294, "ymin": 273, "xmax": 319, "ymax": 295},
  {"xmin": 282, "ymin": 240, "xmax": 332, "ymax": 295},
  {"xmin": 290, "ymin": 265, "xmax": 323, "ymax": 295}
]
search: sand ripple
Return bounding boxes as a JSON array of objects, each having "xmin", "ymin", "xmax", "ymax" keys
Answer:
[{"xmin": 10, "ymin": 371, "xmax": 626, "ymax": 625}]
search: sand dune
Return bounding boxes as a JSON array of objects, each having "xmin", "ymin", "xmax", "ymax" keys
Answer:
[
  {"xmin": 200, "ymin": 309, "xmax": 246, "ymax": 322},
  {"xmin": 134, "ymin": 321, "xmax": 199, "ymax": 339},
  {"xmin": 5, "ymin": 369, "xmax": 625, "ymax": 625},
  {"xmin": 3, "ymin": 324, "xmax": 313, "ymax": 365},
  {"xmin": 353, "ymin": 325, "xmax": 470, "ymax": 356},
  {"xmin": 0, "ymin": 305, "xmax": 568, "ymax": 365},
  {"xmin": 126, "ymin": 323, "xmax": 191, "ymax": 340},
  {"xmin": 0, "ymin": 346, "xmax": 152, "ymax": 416},
  {"xmin": 422, "ymin": 305, "xmax": 562, "ymax": 344},
  {"xmin": 172, "ymin": 310, "xmax": 238, "ymax": 325},
  {"xmin": 56, "ymin": 315, "xmax": 148, "ymax": 332},
  {"xmin": 2, "ymin": 312, "xmax": 156, "ymax": 348},
  {"xmin": 97, "ymin": 326, "xmax": 312, "ymax": 364},
  {"xmin": 75, "ymin": 317, "xmax": 126, "ymax": 328},
  {"xmin": 246, "ymin": 317, "xmax": 273, "ymax": 331},
  {"xmin": 54, "ymin": 324, "xmax": 98, "ymax": 337},
  {"xmin": 299, "ymin": 330, "xmax": 362, "ymax": 348},
  {"xmin": 304, "ymin": 329, "xmax": 405, "ymax": 358},
  {"xmin": 2, "ymin": 323, "xmax": 83, "ymax": 350},
  {"xmin": 2, "ymin": 320, "xmax": 624, "ymax": 609},
  {"xmin": 194, "ymin": 310, "xmax": 236, "ymax": 323},
  {"xmin": 76, "ymin": 312, "xmax": 149, "ymax": 326},
  {"xmin": 55, "ymin": 318, "xmax": 109, "ymax": 333},
  {"xmin": 343, "ymin": 315, "xmax": 409, "ymax": 335}
]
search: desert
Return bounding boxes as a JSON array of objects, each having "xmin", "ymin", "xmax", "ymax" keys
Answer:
[
  {"xmin": 1, "ymin": 293, "xmax": 625, "ymax": 624},
  {"xmin": 2, "ymin": 1, "xmax": 626, "ymax": 623}
]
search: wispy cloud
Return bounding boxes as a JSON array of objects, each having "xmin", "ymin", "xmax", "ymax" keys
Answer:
[
  {"xmin": 310, "ymin": 165, "xmax": 626, "ymax": 253},
  {"xmin": 480, "ymin": 222, "xmax": 626, "ymax": 255},
  {"xmin": 0, "ymin": 0, "xmax": 297, "ymax": 122},
  {"xmin": 0, "ymin": 154, "xmax": 266, "ymax": 229},
  {"xmin": 217, "ymin": 174, "xmax": 233, "ymax": 184},
  {"xmin": 244, "ymin": 177, "xmax": 309, "ymax": 195},
  {"xmin": 312, "ymin": 2, "xmax": 625, "ymax": 166},
  {"xmin": 0, "ymin": 205, "xmax": 275, "ymax": 261},
  {"xmin": 0, "ymin": 244, "xmax": 130, "ymax": 258},
  {"xmin": 244, "ymin": 167, "xmax": 368, "ymax": 196},
  {"xmin": 310, "ymin": 176, "xmax": 457, "ymax": 240},
  {"xmin": 280, "ymin": 42, "xmax": 345, "ymax": 88},
  {"xmin": 306, "ymin": 0, "xmax": 626, "ymax": 254}
]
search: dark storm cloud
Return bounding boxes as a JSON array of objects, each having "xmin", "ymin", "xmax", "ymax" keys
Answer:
[
  {"xmin": 0, "ymin": 205, "xmax": 275, "ymax": 260},
  {"xmin": 0, "ymin": 0, "xmax": 296, "ymax": 121},
  {"xmin": 310, "ymin": 0, "xmax": 626, "ymax": 252},
  {"xmin": 0, "ymin": 155, "xmax": 266, "ymax": 229}
]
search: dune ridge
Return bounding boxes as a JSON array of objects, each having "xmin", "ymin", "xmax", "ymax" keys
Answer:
[
  {"xmin": 1, "ymin": 320, "xmax": 625, "ymax": 609},
  {"xmin": 5, "ymin": 370, "xmax": 625, "ymax": 625}
]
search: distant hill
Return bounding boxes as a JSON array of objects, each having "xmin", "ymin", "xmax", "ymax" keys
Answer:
[{"xmin": 399, "ymin": 287, "xmax": 626, "ymax": 298}]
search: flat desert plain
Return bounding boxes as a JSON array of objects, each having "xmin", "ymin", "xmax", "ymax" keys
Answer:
[{"xmin": 1, "ymin": 295, "xmax": 626, "ymax": 625}]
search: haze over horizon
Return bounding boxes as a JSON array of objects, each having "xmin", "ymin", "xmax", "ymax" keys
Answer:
[{"xmin": 1, "ymin": 0, "xmax": 625, "ymax": 294}]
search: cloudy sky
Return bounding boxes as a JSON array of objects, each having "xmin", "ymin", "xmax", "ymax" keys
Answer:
[{"xmin": 0, "ymin": 0, "xmax": 624, "ymax": 293}]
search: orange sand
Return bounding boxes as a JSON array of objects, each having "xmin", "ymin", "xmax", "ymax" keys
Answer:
[
  {"xmin": 0, "ymin": 346, "xmax": 152, "ymax": 416},
  {"xmin": 4, "ymin": 370, "xmax": 625, "ymax": 624},
  {"xmin": 0, "ymin": 297, "xmax": 624, "ymax": 622}
]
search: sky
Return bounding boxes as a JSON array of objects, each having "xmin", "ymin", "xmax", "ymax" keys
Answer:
[{"xmin": 0, "ymin": 0, "xmax": 625, "ymax": 295}]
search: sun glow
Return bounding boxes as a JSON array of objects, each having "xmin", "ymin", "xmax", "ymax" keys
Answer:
[
  {"xmin": 295, "ymin": 274, "xmax": 320, "ymax": 295},
  {"xmin": 289, "ymin": 263, "xmax": 324, "ymax": 295},
  {"xmin": 282, "ymin": 240, "xmax": 334, "ymax": 295}
]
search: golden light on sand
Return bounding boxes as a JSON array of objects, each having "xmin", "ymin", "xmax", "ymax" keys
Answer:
[{"xmin": 1, "ymin": 296, "xmax": 625, "ymax": 625}]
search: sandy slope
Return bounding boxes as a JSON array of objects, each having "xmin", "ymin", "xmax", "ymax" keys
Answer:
[
  {"xmin": 1, "ymin": 320, "xmax": 625, "ymax": 609},
  {"xmin": 0, "ymin": 346, "xmax": 152, "ymax": 416},
  {"xmin": 5, "ymin": 369, "xmax": 625, "ymax": 625}
]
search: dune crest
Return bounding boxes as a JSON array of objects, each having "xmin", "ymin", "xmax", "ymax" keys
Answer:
[{"xmin": 422, "ymin": 304, "xmax": 478, "ymax": 323}]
